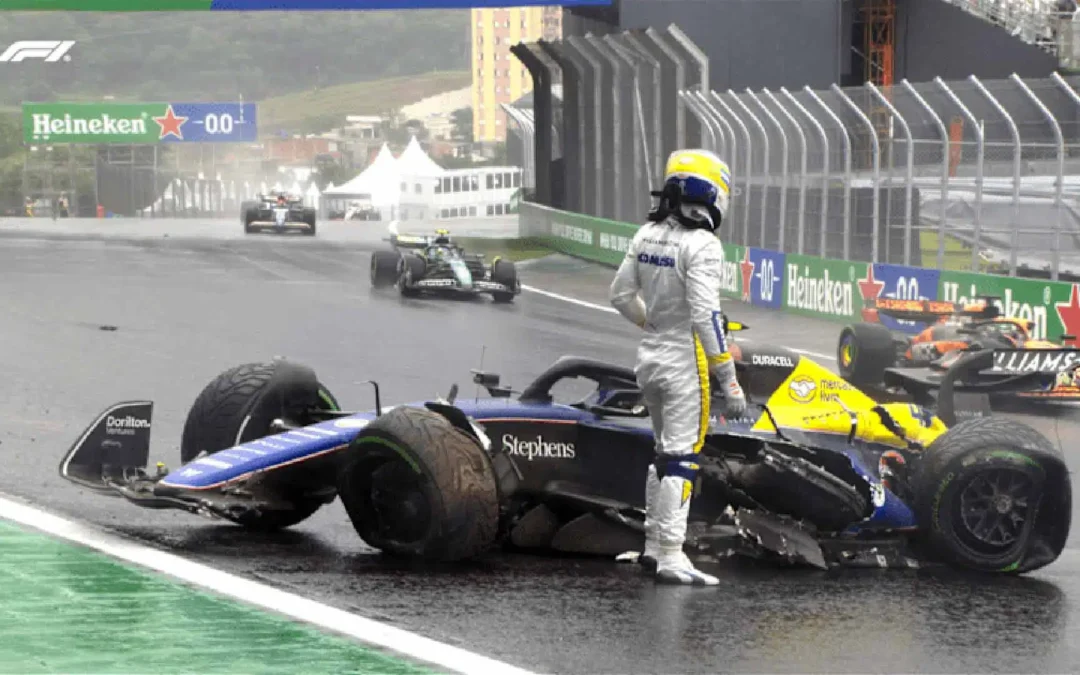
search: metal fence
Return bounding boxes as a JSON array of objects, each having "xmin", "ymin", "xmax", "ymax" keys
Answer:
[{"xmin": 510, "ymin": 24, "xmax": 1080, "ymax": 280}]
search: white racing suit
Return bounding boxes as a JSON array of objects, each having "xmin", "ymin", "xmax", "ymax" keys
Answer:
[{"xmin": 609, "ymin": 215, "xmax": 740, "ymax": 585}]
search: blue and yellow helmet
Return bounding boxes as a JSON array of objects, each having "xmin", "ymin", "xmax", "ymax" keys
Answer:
[{"xmin": 662, "ymin": 149, "xmax": 731, "ymax": 230}]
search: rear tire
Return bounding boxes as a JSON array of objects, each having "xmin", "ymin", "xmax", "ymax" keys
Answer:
[
  {"xmin": 179, "ymin": 359, "xmax": 341, "ymax": 531},
  {"xmin": 838, "ymin": 322, "xmax": 897, "ymax": 388},
  {"xmin": 303, "ymin": 207, "xmax": 317, "ymax": 236},
  {"xmin": 490, "ymin": 257, "xmax": 518, "ymax": 303},
  {"xmin": 337, "ymin": 406, "xmax": 500, "ymax": 561},
  {"xmin": 913, "ymin": 417, "xmax": 1071, "ymax": 574}
]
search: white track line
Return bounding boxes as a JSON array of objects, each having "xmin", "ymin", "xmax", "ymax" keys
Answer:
[
  {"xmin": 0, "ymin": 493, "xmax": 538, "ymax": 675},
  {"xmin": 520, "ymin": 283, "xmax": 837, "ymax": 362}
]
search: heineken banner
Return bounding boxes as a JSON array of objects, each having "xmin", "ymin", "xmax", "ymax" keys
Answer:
[
  {"xmin": 517, "ymin": 204, "xmax": 1080, "ymax": 346},
  {"xmin": 23, "ymin": 102, "xmax": 257, "ymax": 144}
]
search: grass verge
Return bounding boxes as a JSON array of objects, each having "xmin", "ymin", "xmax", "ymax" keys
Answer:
[
  {"xmin": 456, "ymin": 237, "xmax": 553, "ymax": 263},
  {"xmin": 917, "ymin": 230, "xmax": 1004, "ymax": 274},
  {"xmin": 258, "ymin": 71, "xmax": 470, "ymax": 133}
]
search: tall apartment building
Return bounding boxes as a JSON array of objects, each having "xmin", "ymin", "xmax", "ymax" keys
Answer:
[{"xmin": 470, "ymin": 6, "xmax": 562, "ymax": 144}]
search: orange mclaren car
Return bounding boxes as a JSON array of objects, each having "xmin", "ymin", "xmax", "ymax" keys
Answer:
[{"xmin": 837, "ymin": 296, "xmax": 1080, "ymax": 401}]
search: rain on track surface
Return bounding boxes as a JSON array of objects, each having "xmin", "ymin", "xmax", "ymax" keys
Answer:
[{"xmin": 2, "ymin": 219, "xmax": 1079, "ymax": 674}]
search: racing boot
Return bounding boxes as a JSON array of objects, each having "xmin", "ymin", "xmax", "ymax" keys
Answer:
[
  {"xmin": 640, "ymin": 464, "xmax": 662, "ymax": 572},
  {"xmin": 652, "ymin": 474, "xmax": 719, "ymax": 586}
]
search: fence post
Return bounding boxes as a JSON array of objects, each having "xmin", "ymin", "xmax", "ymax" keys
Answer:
[
  {"xmin": 566, "ymin": 37, "xmax": 604, "ymax": 217},
  {"xmin": 500, "ymin": 103, "xmax": 536, "ymax": 190},
  {"xmin": 1029, "ymin": 72, "xmax": 1069, "ymax": 281},
  {"xmin": 935, "ymin": 76, "xmax": 984, "ymax": 273},
  {"xmin": 747, "ymin": 89, "xmax": 789, "ymax": 253},
  {"xmin": 645, "ymin": 28, "xmax": 685, "ymax": 149},
  {"xmin": 509, "ymin": 43, "xmax": 553, "ymax": 207},
  {"xmin": 804, "ymin": 86, "xmax": 851, "ymax": 260},
  {"xmin": 667, "ymin": 25, "xmax": 709, "ymax": 147},
  {"xmin": 832, "ymin": 84, "xmax": 881, "ymax": 264},
  {"xmin": 865, "ymin": 82, "xmax": 914, "ymax": 267},
  {"xmin": 969, "ymin": 75, "xmax": 1022, "ymax": 276},
  {"xmin": 608, "ymin": 35, "xmax": 652, "ymax": 216},
  {"xmin": 542, "ymin": 40, "xmax": 585, "ymax": 215},
  {"xmin": 693, "ymin": 90, "xmax": 730, "ymax": 154},
  {"xmin": 781, "ymin": 87, "xmax": 829, "ymax": 258},
  {"xmin": 587, "ymin": 34, "xmax": 627, "ymax": 223},
  {"xmin": 727, "ymin": 91, "xmax": 771, "ymax": 249},
  {"xmin": 711, "ymin": 91, "xmax": 754, "ymax": 247},
  {"xmin": 680, "ymin": 91, "xmax": 720, "ymax": 152},
  {"xmin": 696, "ymin": 91, "xmax": 739, "ymax": 209},
  {"xmin": 901, "ymin": 80, "xmax": 948, "ymax": 270},
  {"xmin": 623, "ymin": 31, "xmax": 664, "ymax": 186},
  {"xmin": 766, "ymin": 88, "xmax": 807, "ymax": 255}
]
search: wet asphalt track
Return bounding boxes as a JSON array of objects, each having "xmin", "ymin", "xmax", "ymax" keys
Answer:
[{"xmin": 3, "ymin": 218, "xmax": 1080, "ymax": 674}]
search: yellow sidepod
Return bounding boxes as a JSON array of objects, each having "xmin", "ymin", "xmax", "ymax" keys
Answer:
[{"xmin": 752, "ymin": 357, "xmax": 949, "ymax": 449}]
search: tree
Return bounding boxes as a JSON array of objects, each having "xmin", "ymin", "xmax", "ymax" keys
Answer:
[{"xmin": 450, "ymin": 107, "xmax": 474, "ymax": 143}]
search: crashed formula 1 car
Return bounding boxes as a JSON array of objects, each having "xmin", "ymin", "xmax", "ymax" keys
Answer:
[
  {"xmin": 369, "ymin": 224, "xmax": 520, "ymax": 302},
  {"xmin": 838, "ymin": 296, "xmax": 1080, "ymax": 403},
  {"xmin": 59, "ymin": 318, "xmax": 1072, "ymax": 575},
  {"xmin": 241, "ymin": 192, "xmax": 317, "ymax": 236}
]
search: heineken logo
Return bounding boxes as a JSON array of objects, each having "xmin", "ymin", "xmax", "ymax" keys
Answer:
[
  {"xmin": 24, "ymin": 102, "xmax": 191, "ymax": 143},
  {"xmin": 31, "ymin": 112, "xmax": 148, "ymax": 140},
  {"xmin": 990, "ymin": 349, "xmax": 1080, "ymax": 374},
  {"xmin": 786, "ymin": 263, "xmax": 855, "ymax": 318}
]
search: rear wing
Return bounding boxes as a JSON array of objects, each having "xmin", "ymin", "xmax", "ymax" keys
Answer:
[{"xmin": 866, "ymin": 295, "xmax": 1001, "ymax": 325}]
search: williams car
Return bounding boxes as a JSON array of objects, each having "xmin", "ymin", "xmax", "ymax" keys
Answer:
[
  {"xmin": 241, "ymin": 192, "xmax": 317, "ymax": 236},
  {"xmin": 59, "ymin": 318, "xmax": 1072, "ymax": 575}
]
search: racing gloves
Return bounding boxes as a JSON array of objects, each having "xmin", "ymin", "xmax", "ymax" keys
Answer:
[{"xmin": 711, "ymin": 358, "xmax": 747, "ymax": 419}]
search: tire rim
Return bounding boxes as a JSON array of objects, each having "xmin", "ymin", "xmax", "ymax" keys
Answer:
[
  {"xmin": 957, "ymin": 467, "xmax": 1034, "ymax": 549},
  {"xmin": 368, "ymin": 461, "xmax": 431, "ymax": 544},
  {"xmin": 840, "ymin": 336, "xmax": 854, "ymax": 368}
]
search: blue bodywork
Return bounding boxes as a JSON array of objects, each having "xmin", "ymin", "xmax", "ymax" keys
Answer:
[{"xmin": 160, "ymin": 394, "xmax": 917, "ymax": 534}]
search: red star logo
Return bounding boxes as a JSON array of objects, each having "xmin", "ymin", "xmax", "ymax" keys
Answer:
[
  {"xmin": 153, "ymin": 105, "xmax": 187, "ymax": 140},
  {"xmin": 739, "ymin": 249, "xmax": 754, "ymax": 302},
  {"xmin": 1054, "ymin": 284, "xmax": 1080, "ymax": 347},
  {"xmin": 858, "ymin": 266, "xmax": 885, "ymax": 322}
]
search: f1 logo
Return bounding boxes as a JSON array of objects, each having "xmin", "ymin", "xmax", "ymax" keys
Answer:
[{"xmin": 0, "ymin": 41, "xmax": 75, "ymax": 63}]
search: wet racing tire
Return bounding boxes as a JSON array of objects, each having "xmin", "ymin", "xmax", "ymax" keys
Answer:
[
  {"xmin": 370, "ymin": 250, "xmax": 400, "ymax": 289},
  {"xmin": 913, "ymin": 416, "xmax": 1071, "ymax": 574},
  {"xmin": 837, "ymin": 322, "xmax": 897, "ymax": 387},
  {"xmin": 397, "ymin": 254, "xmax": 425, "ymax": 298},
  {"xmin": 302, "ymin": 207, "xmax": 317, "ymax": 236},
  {"xmin": 337, "ymin": 406, "xmax": 500, "ymax": 561},
  {"xmin": 490, "ymin": 257, "xmax": 518, "ymax": 303},
  {"xmin": 179, "ymin": 359, "xmax": 342, "ymax": 531}
]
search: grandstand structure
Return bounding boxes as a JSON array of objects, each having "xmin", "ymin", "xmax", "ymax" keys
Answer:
[{"xmin": 938, "ymin": 0, "xmax": 1072, "ymax": 59}]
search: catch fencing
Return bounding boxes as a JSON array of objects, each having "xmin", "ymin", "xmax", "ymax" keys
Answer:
[{"xmin": 509, "ymin": 24, "xmax": 1080, "ymax": 281}]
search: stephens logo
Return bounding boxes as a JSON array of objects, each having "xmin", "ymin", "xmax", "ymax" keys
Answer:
[
  {"xmin": 788, "ymin": 376, "xmax": 817, "ymax": 403},
  {"xmin": 105, "ymin": 415, "xmax": 150, "ymax": 435},
  {"xmin": 502, "ymin": 434, "xmax": 576, "ymax": 461}
]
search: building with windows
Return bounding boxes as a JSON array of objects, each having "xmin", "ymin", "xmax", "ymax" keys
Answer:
[{"xmin": 470, "ymin": 5, "xmax": 562, "ymax": 144}]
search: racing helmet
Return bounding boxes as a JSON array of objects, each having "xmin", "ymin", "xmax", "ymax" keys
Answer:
[
  {"xmin": 659, "ymin": 149, "xmax": 731, "ymax": 231},
  {"xmin": 433, "ymin": 228, "xmax": 451, "ymax": 245}
]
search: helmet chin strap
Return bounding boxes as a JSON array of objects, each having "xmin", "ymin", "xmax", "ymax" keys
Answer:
[{"xmin": 647, "ymin": 182, "xmax": 722, "ymax": 231}]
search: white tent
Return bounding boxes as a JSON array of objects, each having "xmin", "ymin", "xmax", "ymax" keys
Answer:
[
  {"xmin": 397, "ymin": 135, "xmax": 445, "ymax": 178},
  {"xmin": 323, "ymin": 142, "xmax": 402, "ymax": 215},
  {"xmin": 304, "ymin": 182, "xmax": 321, "ymax": 208}
]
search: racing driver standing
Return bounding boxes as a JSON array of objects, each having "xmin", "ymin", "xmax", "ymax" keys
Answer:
[{"xmin": 609, "ymin": 148, "xmax": 746, "ymax": 586}]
